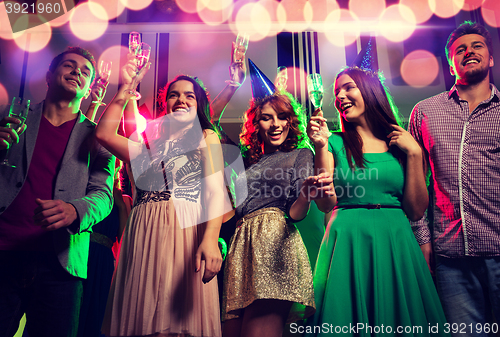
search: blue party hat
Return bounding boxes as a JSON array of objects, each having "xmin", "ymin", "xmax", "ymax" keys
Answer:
[
  {"xmin": 248, "ymin": 59, "xmax": 276, "ymax": 100},
  {"xmin": 351, "ymin": 36, "xmax": 378, "ymax": 71}
]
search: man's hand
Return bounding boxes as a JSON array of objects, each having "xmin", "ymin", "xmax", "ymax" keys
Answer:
[
  {"xmin": 0, "ymin": 117, "xmax": 27, "ymax": 151},
  {"xmin": 420, "ymin": 242, "xmax": 434, "ymax": 275},
  {"xmin": 33, "ymin": 198, "xmax": 78, "ymax": 231}
]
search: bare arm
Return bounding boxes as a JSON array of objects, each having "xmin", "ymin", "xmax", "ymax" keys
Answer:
[
  {"xmin": 307, "ymin": 108, "xmax": 337, "ymax": 212},
  {"xmin": 388, "ymin": 124, "xmax": 428, "ymax": 221},
  {"xmin": 84, "ymin": 79, "xmax": 109, "ymax": 122}
]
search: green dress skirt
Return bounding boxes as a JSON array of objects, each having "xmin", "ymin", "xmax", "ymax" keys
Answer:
[{"xmin": 305, "ymin": 134, "xmax": 449, "ymax": 336}]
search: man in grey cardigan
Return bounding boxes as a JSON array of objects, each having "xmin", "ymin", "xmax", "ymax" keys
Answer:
[{"xmin": 0, "ymin": 47, "xmax": 114, "ymax": 337}]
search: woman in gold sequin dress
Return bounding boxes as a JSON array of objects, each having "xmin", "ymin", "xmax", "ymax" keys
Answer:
[
  {"xmin": 221, "ymin": 92, "xmax": 335, "ymax": 337},
  {"xmin": 97, "ymin": 55, "xmax": 227, "ymax": 336}
]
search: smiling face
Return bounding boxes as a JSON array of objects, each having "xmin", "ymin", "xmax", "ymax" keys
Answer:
[
  {"xmin": 46, "ymin": 53, "xmax": 93, "ymax": 100},
  {"xmin": 334, "ymin": 74, "xmax": 366, "ymax": 124},
  {"xmin": 258, "ymin": 103, "xmax": 290, "ymax": 153},
  {"xmin": 449, "ymin": 33, "xmax": 494, "ymax": 85},
  {"xmin": 165, "ymin": 80, "xmax": 198, "ymax": 124}
]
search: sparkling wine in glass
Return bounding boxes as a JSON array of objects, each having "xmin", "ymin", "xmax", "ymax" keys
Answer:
[
  {"xmin": 1, "ymin": 97, "xmax": 30, "ymax": 168},
  {"xmin": 126, "ymin": 42, "xmax": 151, "ymax": 101},
  {"xmin": 275, "ymin": 66, "xmax": 288, "ymax": 92},
  {"xmin": 98, "ymin": 60, "xmax": 112, "ymax": 83},
  {"xmin": 234, "ymin": 33, "xmax": 249, "ymax": 63},
  {"xmin": 129, "ymin": 32, "xmax": 141, "ymax": 55},
  {"xmin": 306, "ymin": 73, "xmax": 331, "ymax": 139}
]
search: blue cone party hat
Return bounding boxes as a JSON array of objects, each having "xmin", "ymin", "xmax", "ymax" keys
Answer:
[
  {"xmin": 248, "ymin": 59, "xmax": 276, "ymax": 101},
  {"xmin": 351, "ymin": 35, "xmax": 378, "ymax": 71}
]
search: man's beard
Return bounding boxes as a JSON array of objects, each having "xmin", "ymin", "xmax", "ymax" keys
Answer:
[{"xmin": 463, "ymin": 66, "xmax": 490, "ymax": 85}]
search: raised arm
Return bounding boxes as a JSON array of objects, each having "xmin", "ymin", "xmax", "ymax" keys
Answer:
[
  {"xmin": 96, "ymin": 55, "xmax": 149, "ymax": 163},
  {"xmin": 84, "ymin": 78, "xmax": 109, "ymax": 122},
  {"xmin": 307, "ymin": 108, "xmax": 337, "ymax": 212},
  {"xmin": 210, "ymin": 42, "xmax": 246, "ymax": 127}
]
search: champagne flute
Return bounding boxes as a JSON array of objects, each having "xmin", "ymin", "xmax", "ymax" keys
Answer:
[
  {"xmin": 275, "ymin": 66, "xmax": 288, "ymax": 92},
  {"xmin": 1, "ymin": 97, "xmax": 30, "ymax": 168},
  {"xmin": 234, "ymin": 33, "xmax": 249, "ymax": 63},
  {"xmin": 129, "ymin": 32, "xmax": 141, "ymax": 55},
  {"xmin": 306, "ymin": 73, "xmax": 331, "ymax": 139},
  {"xmin": 98, "ymin": 60, "xmax": 112, "ymax": 83},
  {"xmin": 126, "ymin": 42, "xmax": 151, "ymax": 100}
]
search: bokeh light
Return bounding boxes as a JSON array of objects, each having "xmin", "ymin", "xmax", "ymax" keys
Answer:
[
  {"xmin": 258, "ymin": 0, "xmax": 284, "ymax": 36},
  {"xmin": 69, "ymin": 3, "xmax": 108, "ymax": 41},
  {"xmin": 89, "ymin": 0, "xmax": 125, "ymax": 21},
  {"xmin": 481, "ymin": 0, "xmax": 500, "ymax": 28},
  {"xmin": 428, "ymin": 0, "xmax": 464, "ymax": 19},
  {"xmin": 379, "ymin": 4, "xmax": 416, "ymax": 42},
  {"xmin": 0, "ymin": 2, "xmax": 15, "ymax": 40},
  {"xmin": 136, "ymin": 113, "xmax": 147, "ymax": 134},
  {"xmin": 462, "ymin": 0, "xmax": 485, "ymax": 11},
  {"xmin": 98, "ymin": 45, "xmax": 129, "ymax": 85},
  {"xmin": 277, "ymin": 0, "xmax": 309, "ymax": 32},
  {"xmin": 197, "ymin": 0, "xmax": 233, "ymax": 26},
  {"xmin": 324, "ymin": 9, "xmax": 360, "ymax": 47},
  {"xmin": 119, "ymin": 0, "xmax": 153, "ymax": 11},
  {"xmin": 234, "ymin": 2, "xmax": 272, "ymax": 41},
  {"xmin": 13, "ymin": 18, "xmax": 52, "ymax": 52},
  {"xmin": 47, "ymin": 0, "xmax": 74, "ymax": 27},
  {"xmin": 0, "ymin": 82, "xmax": 8, "ymax": 106},
  {"xmin": 401, "ymin": 50, "xmax": 439, "ymax": 87},
  {"xmin": 175, "ymin": 0, "xmax": 198, "ymax": 13},
  {"xmin": 399, "ymin": 0, "xmax": 433, "ymax": 24},
  {"xmin": 349, "ymin": 0, "xmax": 386, "ymax": 20},
  {"xmin": 199, "ymin": 0, "xmax": 232, "ymax": 11},
  {"xmin": 307, "ymin": 0, "xmax": 340, "ymax": 32}
]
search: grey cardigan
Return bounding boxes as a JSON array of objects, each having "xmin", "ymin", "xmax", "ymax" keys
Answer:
[{"xmin": 0, "ymin": 101, "xmax": 114, "ymax": 278}]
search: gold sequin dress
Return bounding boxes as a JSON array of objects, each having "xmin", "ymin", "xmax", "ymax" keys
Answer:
[{"xmin": 222, "ymin": 148, "xmax": 316, "ymax": 323}]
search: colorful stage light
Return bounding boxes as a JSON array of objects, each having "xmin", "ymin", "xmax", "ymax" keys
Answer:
[
  {"xmin": 429, "ymin": 0, "xmax": 464, "ymax": 19},
  {"xmin": 69, "ymin": 3, "xmax": 108, "ymax": 41},
  {"xmin": 401, "ymin": 50, "xmax": 439, "ymax": 88},
  {"xmin": 379, "ymin": 4, "xmax": 416, "ymax": 43},
  {"xmin": 324, "ymin": 9, "xmax": 360, "ymax": 47},
  {"xmin": 399, "ymin": 0, "xmax": 433, "ymax": 24}
]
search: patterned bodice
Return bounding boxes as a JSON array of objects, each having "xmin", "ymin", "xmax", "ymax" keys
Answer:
[{"xmin": 132, "ymin": 138, "xmax": 202, "ymax": 207}]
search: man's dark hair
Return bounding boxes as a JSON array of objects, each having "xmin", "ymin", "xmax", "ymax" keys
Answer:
[
  {"xmin": 445, "ymin": 21, "xmax": 493, "ymax": 65},
  {"xmin": 48, "ymin": 47, "xmax": 97, "ymax": 86}
]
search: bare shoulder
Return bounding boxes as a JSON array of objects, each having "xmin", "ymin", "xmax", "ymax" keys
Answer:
[{"xmin": 203, "ymin": 129, "xmax": 221, "ymax": 144}]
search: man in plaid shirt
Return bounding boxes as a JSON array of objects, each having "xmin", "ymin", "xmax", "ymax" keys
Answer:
[{"xmin": 409, "ymin": 21, "xmax": 500, "ymax": 335}]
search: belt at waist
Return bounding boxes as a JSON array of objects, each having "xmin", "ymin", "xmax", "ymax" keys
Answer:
[
  {"xmin": 236, "ymin": 207, "xmax": 285, "ymax": 228},
  {"xmin": 335, "ymin": 204, "xmax": 401, "ymax": 210}
]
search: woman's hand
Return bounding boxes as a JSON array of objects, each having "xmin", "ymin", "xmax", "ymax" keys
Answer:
[
  {"xmin": 121, "ymin": 53, "xmax": 150, "ymax": 87},
  {"xmin": 229, "ymin": 42, "xmax": 246, "ymax": 86},
  {"xmin": 195, "ymin": 237, "xmax": 223, "ymax": 284},
  {"xmin": 91, "ymin": 78, "xmax": 109, "ymax": 104},
  {"xmin": 307, "ymin": 108, "xmax": 330, "ymax": 149},
  {"xmin": 387, "ymin": 124, "xmax": 421, "ymax": 156},
  {"xmin": 300, "ymin": 171, "xmax": 335, "ymax": 201}
]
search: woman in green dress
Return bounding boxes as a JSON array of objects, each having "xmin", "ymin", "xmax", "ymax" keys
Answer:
[{"xmin": 304, "ymin": 67, "xmax": 449, "ymax": 336}]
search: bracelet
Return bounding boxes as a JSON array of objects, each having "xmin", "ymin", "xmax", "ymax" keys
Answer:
[
  {"xmin": 91, "ymin": 101, "xmax": 106, "ymax": 106},
  {"xmin": 225, "ymin": 80, "xmax": 241, "ymax": 87}
]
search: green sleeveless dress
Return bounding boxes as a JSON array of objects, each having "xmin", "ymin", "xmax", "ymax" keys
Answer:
[{"xmin": 306, "ymin": 134, "xmax": 448, "ymax": 336}]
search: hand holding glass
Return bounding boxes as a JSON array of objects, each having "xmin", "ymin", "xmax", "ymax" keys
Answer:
[
  {"xmin": 307, "ymin": 74, "xmax": 331, "ymax": 139},
  {"xmin": 234, "ymin": 33, "xmax": 249, "ymax": 63},
  {"xmin": 126, "ymin": 38, "xmax": 151, "ymax": 100},
  {"xmin": 99, "ymin": 60, "xmax": 112, "ymax": 83},
  {"xmin": 1, "ymin": 97, "xmax": 30, "ymax": 168}
]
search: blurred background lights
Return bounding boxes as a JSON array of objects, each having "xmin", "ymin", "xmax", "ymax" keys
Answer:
[
  {"xmin": 197, "ymin": 0, "xmax": 233, "ymax": 26},
  {"xmin": 401, "ymin": 50, "xmax": 439, "ymax": 87},
  {"xmin": 119, "ymin": 0, "xmax": 153, "ymax": 11},
  {"xmin": 428, "ymin": 0, "xmax": 464, "ymax": 18},
  {"xmin": 89, "ymin": 0, "xmax": 125, "ymax": 21},
  {"xmin": 349, "ymin": 0, "xmax": 386, "ymax": 20},
  {"xmin": 98, "ymin": 45, "xmax": 129, "ymax": 85},
  {"xmin": 324, "ymin": 9, "xmax": 360, "ymax": 47},
  {"xmin": 69, "ymin": 3, "xmax": 108, "ymax": 41},
  {"xmin": 0, "ymin": 82, "xmax": 8, "ymax": 106},
  {"xmin": 461, "ymin": 0, "xmax": 485, "ymax": 11},
  {"xmin": 399, "ymin": 0, "xmax": 433, "ymax": 24},
  {"xmin": 175, "ymin": 0, "xmax": 198, "ymax": 13},
  {"xmin": 258, "ymin": 0, "xmax": 284, "ymax": 36},
  {"xmin": 199, "ymin": 0, "xmax": 232, "ymax": 12},
  {"xmin": 0, "ymin": 2, "xmax": 15, "ymax": 40},
  {"xmin": 13, "ymin": 20, "xmax": 52, "ymax": 52},
  {"xmin": 47, "ymin": 0, "xmax": 74, "ymax": 27},
  {"xmin": 278, "ymin": 0, "xmax": 309, "ymax": 32},
  {"xmin": 307, "ymin": 0, "xmax": 340, "ymax": 32},
  {"xmin": 234, "ymin": 2, "xmax": 271, "ymax": 41},
  {"xmin": 379, "ymin": 4, "xmax": 416, "ymax": 42},
  {"xmin": 481, "ymin": 0, "xmax": 500, "ymax": 28}
]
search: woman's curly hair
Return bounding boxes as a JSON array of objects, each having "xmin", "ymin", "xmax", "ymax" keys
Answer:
[{"xmin": 239, "ymin": 92, "xmax": 310, "ymax": 167}]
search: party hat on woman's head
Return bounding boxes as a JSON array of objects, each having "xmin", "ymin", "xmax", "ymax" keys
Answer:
[
  {"xmin": 351, "ymin": 35, "xmax": 378, "ymax": 71},
  {"xmin": 248, "ymin": 59, "xmax": 276, "ymax": 100}
]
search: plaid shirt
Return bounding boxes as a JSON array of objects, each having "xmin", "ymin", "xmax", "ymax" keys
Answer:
[{"xmin": 409, "ymin": 84, "xmax": 500, "ymax": 257}]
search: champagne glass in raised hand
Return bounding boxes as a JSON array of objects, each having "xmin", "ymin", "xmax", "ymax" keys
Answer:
[
  {"xmin": 234, "ymin": 33, "xmax": 249, "ymax": 63},
  {"xmin": 129, "ymin": 31, "xmax": 141, "ymax": 55},
  {"xmin": 307, "ymin": 73, "xmax": 331, "ymax": 140},
  {"xmin": 98, "ymin": 60, "xmax": 112, "ymax": 84},
  {"xmin": 1, "ymin": 97, "xmax": 30, "ymax": 168},
  {"xmin": 126, "ymin": 42, "xmax": 151, "ymax": 100}
]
